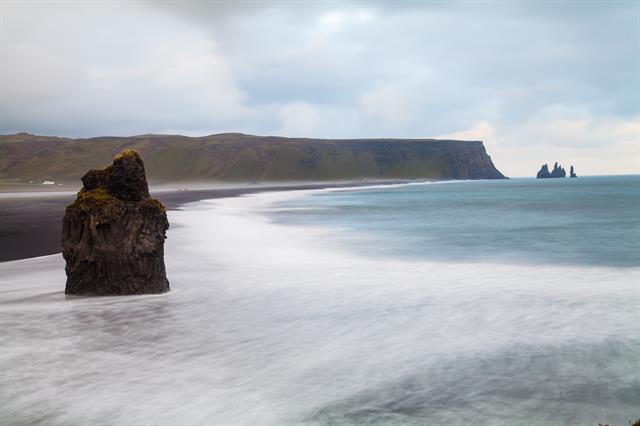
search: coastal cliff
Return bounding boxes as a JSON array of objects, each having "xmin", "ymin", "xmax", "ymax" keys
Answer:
[
  {"xmin": 62, "ymin": 150, "xmax": 170, "ymax": 295},
  {"xmin": 0, "ymin": 133, "xmax": 506, "ymax": 183}
]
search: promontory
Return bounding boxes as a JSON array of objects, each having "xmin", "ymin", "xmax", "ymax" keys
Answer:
[{"xmin": 0, "ymin": 133, "xmax": 506, "ymax": 183}]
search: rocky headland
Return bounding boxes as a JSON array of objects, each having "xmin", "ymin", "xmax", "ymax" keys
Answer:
[
  {"xmin": 0, "ymin": 133, "xmax": 507, "ymax": 182},
  {"xmin": 62, "ymin": 150, "xmax": 170, "ymax": 295}
]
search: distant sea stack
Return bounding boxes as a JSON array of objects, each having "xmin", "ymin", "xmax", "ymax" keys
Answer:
[
  {"xmin": 62, "ymin": 150, "xmax": 170, "ymax": 295},
  {"xmin": 570, "ymin": 166, "xmax": 577, "ymax": 178},
  {"xmin": 0, "ymin": 133, "xmax": 507, "ymax": 182},
  {"xmin": 536, "ymin": 162, "xmax": 567, "ymax": 179}
]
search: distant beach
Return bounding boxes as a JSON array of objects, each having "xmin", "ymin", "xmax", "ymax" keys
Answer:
[{"xmin": 0, "ymin": 180, "xmax": 410, "ymax": 262}]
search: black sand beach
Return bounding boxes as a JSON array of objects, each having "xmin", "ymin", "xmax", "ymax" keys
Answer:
[{"xmin": 0, "ymin": 181, "xmax": 406, "ymax": 262}]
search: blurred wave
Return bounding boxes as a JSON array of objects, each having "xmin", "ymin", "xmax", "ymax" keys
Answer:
[{"xmin": 0, "ymin": 179, "xmax": 638, "ymax": 425}]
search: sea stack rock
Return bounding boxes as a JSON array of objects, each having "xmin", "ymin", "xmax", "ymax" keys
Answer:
[
  {"xmin": 536, "ymin": 164, "xmax": 551, "ymax": 179},
  {"xmin": 62, "ymin": 150, "xmax": 170, "ymax": 295},
  {"xmin": 570, "ymin": 165, "xmax": 577, "ymax": 178},
  {"xmin": 550, "ymin": 162, "xmax": 566, "ymax": 178},
  {"xmin": 536, "ymin": 162, "xmax": 567, "ymax": 179}
]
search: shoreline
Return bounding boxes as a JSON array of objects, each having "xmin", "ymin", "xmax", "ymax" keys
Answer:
[{"xmin": 0, "ymin": 180, "xmax": 412, "ymax": 263}]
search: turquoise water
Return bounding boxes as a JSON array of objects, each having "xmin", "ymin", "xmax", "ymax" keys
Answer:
[
  {"xmin": 1, "ymin": 176, "xmax": 638, "ymax": 425},
  {"xmin": 270, "ymin": 175, "xmax": 640, "ymax": 267}
]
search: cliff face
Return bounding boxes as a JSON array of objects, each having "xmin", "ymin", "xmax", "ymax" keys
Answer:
[
  {"xmin": 62, "ymin": 150, "xmax": 170, "ymax": 295},
  {"xmin": 0, "ymin": 133, "xmax": 506, "ymax": 182}
]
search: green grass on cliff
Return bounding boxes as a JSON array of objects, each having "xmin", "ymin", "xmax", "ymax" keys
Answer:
[
  {"xmin": 70, "ymin": 188, "xmax": 122, "ymax": 217},
  {"xmin": 0, "ymin": 133, "xmax": 506, "ymax": 183}
]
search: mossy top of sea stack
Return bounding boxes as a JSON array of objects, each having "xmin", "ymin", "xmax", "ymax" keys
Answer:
[
  {"xmin": 62, "ymin": 150, "xmax": 169, "ymax": 296},
  {"xmin": 81, "ymin": 149, "xmax": 150, "ymax": 202}
]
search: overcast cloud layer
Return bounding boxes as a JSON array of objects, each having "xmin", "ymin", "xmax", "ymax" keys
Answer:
[{"xmin": 0, "ymin": 1, "xmax": 638, "ymax": 176}]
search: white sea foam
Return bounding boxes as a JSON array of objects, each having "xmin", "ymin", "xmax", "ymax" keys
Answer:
[
  {"xmin": 0, "ymin": 190, "xmax": 76, "ymax": 198},
  {"xmin": 0, "ymin": 188, "xmax": 638, "ymax": 425}
]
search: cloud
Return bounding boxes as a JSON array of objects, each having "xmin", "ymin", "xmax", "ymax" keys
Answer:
[
  {"xmin": 278, "ymin": 102, "xmax": 320, "ymax": 136},
  {"xmin": 359, "ymin": 76, "xmax": 431, "ymax": 129},
  {"xmin": 0, "ymin": 1, "xmax": 637, "ymax": 175},
  {"xmin": 0, "ymin": 2, "xmax": 251, "ymax": 136},
  {"xmin": 438, "ymin": 122, "xmax": 496, "ymax": 143}
]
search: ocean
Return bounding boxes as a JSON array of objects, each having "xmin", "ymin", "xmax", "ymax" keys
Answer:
[{"xmin": 1, "ymin": 176, "xmax": 638, "ymax": 425}]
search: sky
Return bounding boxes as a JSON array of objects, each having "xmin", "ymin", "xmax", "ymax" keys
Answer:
[{"xmin": 0, "ymin": 1, "xmax": 638, "ymax": 176}]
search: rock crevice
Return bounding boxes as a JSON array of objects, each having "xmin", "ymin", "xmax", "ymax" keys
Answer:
[{"xmin": 62, "ymin": 150, "xmax": 170, "ymax": 295}]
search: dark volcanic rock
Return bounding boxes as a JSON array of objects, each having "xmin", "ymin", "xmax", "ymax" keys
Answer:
[
  {"xmin": 62, "ymin": 150, "xmax": 169, "ymax": 295},
  {"xmin": 537, "ymin": 162, "xmax": 567, "ymax": 179},
  {"xmin": 536, "ymin": 164, "xmax": 551, "ymax": 179},
  {"xmin": 551, "ymin": 162, "xmax": 566, "ymax": 178},
  {"xmin": 570, "ymin": 165, "xmax": 577, "ymax": 178}
]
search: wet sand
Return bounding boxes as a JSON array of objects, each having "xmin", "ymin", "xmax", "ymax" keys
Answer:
[{"xmin": 0, "ymin": 181, "xmax": 404, "ymax": 262}]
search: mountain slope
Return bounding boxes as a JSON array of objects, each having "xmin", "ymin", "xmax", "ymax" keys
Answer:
[{"xmin": 0, "ymin": 133, "xmax": 506, "ymax": 183}]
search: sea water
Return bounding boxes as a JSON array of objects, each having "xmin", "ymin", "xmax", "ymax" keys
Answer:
[{"xmin": 0, "ymin": 176, "xmax": 638, "ymax": 425}]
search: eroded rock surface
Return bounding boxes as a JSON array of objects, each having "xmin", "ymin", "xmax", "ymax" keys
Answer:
[{"xmin": 62, "ymin": 150, "xmax": 169, "ymax": 295}]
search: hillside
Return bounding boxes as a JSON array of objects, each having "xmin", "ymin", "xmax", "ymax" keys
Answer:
[{"xmin": 0, "ymin": 133, "xmax": 506, "ymax": 183}]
